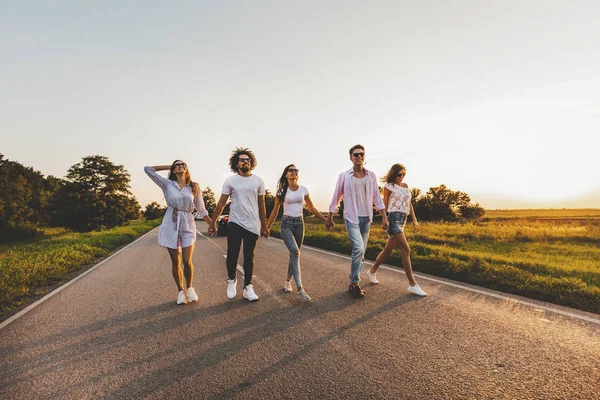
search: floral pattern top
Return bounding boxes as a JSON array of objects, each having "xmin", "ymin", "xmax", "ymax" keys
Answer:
[{"xmin": 385, "ymin": 183, "xmax": 411, "ymax": 214}]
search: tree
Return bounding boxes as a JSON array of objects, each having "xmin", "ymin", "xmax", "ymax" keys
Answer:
[
  {"xmin": 413, "ymin": 184, "xmax": 484, "ymax": 222},
  {"xmin": 144, "ymin": 202, "xmax": 167, "ymax": 220},
  {"xmin": 50, "ymin": 155, "xmax": 140, "ymax": 231},
  {"xmin": 201, "ymin": 187, "xmax": 217, "ymax": 216},
  {"xmin": 264, "ymin": 189, "xmax": 281, "ymax": 219},
  {"xmin": 337, "ymin": 199, "xmax": 344, "ymax": 218},
  {"xmin": 0, "ymin": 154, "xmax": 62, "ymax": 240}
]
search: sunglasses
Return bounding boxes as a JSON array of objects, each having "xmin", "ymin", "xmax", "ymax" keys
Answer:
[
  {"xmin": 173, "ymin": 163, "xmax": 186, "ymax": 168},
  {"xmin": 397, "ymin": 172, "xmax": 405, "ymax": 177},
  {"xmin": 352, "ymin": 152, "xmax": 365, "ymax": 158},
  {"xmin": 288, "ymin": 168, "xmax": 299, "ymax": 174},
  {"xmin": 238, "ymin": 157, "xmax": 251, "ymax": 162}
]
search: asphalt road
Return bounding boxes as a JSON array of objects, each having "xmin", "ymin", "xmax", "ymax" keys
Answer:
[{"xmin": 1, "ymin": 222, "xmax": 599, "ymax": 399}]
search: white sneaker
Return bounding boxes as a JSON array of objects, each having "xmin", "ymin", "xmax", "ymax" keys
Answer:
[
  {"xmin": 366, "ymin": 269, "xmax": 380, "ymax": 285},
  {"xmin": 408, "ymin": 284, "xmax": 427, "ymax": 297},
  {"xmin": 243, "ymin": 284, "xmax": 259, "ymax": 301},
  {"xmin": 227, "ymin": 279, "xmax": 237, "ymax": 299},
  {"xmin": 284, "ymin": 280, "xmax": 293, "ymax": 292},
  {"xmin": 187, "ymin": 287, "xmax": 198, "ymax": 303},
  {"xmin": 177, "ymin": 290, "xmax": 187, "ymax": 305},
  {"xmin": 298, "ymin": 288, "xmax": 311, "ymax": 302}
]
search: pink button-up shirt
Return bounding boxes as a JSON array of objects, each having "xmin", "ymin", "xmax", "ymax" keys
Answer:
[{"xmin": 328, "ymin": 167, "xmax": 385, "ymax": 224}]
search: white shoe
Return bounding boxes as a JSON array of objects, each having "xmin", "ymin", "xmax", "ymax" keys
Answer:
[
  {"xmin": 366, "ymin": 269, "xmax": 380, "ymax": 284},
  {"xmin": 187, "ymin": 287, "xmax": 198, "ymax": 303},
  {"xmin": 408, "ymin": 284, "xmax": 427, "ymax": 297},
  {"xmin": 227, "ymin": 279, "xmax": 237, "ymax": 299},
  {"xmin": 177, "ymin": 290, "xmax": 188, "ymax": 305},
  {"xmin": 298, "ymin": 288, "xmax": 311, "ymax": 302},
  {"xmin": 243, "ymin": 284, "xmax": 259, "ymax": 301},
  {"xmin": 284, "ymin": 280, "xmax": 293, "ymax": 292}
]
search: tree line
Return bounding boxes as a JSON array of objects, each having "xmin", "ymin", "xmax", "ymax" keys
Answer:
[
  {"xmin": 1, "ymin": 153, "xmax": 484, "ymax": 243},
  {"xmin": 0, "ymin": 154, "xmax": 140, "ymax": 241}
]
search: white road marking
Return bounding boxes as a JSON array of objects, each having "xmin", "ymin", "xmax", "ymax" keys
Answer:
[
  {"xmin": 222, "ymin": 254, "xmax": 245, "ymax": 275},
  {"xmin": 271, "ymin": 237, "xmax": 600, "ymax": 325},
  {"xmin": 0, "ymin": 228, "xmax": 157, "ymax": 330}
]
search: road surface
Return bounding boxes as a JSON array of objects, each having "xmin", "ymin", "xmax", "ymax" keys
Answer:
[{"xmin": 1, "ymin": 222, "xmax": 599, "ymax": 399}]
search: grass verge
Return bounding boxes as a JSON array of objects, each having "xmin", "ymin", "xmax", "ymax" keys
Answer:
[
  {"xmin": 271, "ymin": 216, "xmax": 600, "ymax": 314},
  {"xmin": 0, "ymin": 219, "xmax": 161, "ymax": 317}
]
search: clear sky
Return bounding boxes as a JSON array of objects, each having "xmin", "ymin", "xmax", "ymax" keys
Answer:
[{"xmin": 2, "ymin": 1, "xmax": 598, "ymax": 210}]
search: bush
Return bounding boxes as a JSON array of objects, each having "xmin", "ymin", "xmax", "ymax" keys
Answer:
[
  {"xmin": 0, "ymin": 222, "xmax": 42, "ymax": 243},
  {"xmin": 413, "ymin": 184, "xmax": 485, "ymax": 221},
  {"xmin": 143, "ymin": 202, "xmax": 166, "ymax": 220}
]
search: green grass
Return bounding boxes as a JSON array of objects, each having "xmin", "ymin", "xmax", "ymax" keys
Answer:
[
  {"xmin": 484, "ymin": 208, "xmax": 600, "ymax": 219},
  {"xmin": 0, "ymin": 219, "xmax": 161, "ymax": 315},
  {"xmin": 271, "ymin": 215, "xmax": 600, "ymax": 314}
]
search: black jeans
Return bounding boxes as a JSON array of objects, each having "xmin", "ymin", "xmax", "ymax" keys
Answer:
[{"xmin": 226, "ymin": 222, "xmax": 259, "ymax": 286}]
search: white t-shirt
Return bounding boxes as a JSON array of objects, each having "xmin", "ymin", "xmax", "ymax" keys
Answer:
[
  {"xmin": 283, "ymin": 185, "xmax": 309, "ymax": 217},
  {"xmin": 222, "ymin": 174, "xmax": 266, "ymax": 235},
  {"xmin": 385, "ymin": 183, "xmax": 411, "ymax": 214},
  {"xmin": 352, "ymin": 176, "xmax": 370, "ymax": 217}
]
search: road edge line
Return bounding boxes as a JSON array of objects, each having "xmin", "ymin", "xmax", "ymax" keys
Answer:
[
  {"xmin": 270, "ymin": 237, "xmax": 600, "ymax": 325},
  {"xmin": 0, "ymin": 227, "xmax": 158, "ymax": 331}
]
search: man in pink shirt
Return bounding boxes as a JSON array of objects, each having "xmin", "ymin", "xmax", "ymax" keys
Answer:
[{"xmin": 326, "ymin": 144, "xmax": 389, "ymax": 297}]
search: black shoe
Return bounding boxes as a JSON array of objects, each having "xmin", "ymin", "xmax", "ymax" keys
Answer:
[{"xmin": 348, "ymin": 283, "xmax": 366, "ymax": 298}]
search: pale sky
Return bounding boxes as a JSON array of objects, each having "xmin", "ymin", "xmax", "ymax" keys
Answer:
[{"xmin": 2, "ymin": 1, "xmax": 599, "ymax": 210}]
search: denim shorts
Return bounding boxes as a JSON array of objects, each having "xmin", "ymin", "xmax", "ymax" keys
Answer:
[{"xmin": 387, "ymin": 212, "xmax": 407, "ymax": 236}]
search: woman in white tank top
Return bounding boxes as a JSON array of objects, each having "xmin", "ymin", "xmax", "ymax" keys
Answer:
[
  {"xmin": 266, "ymin": 164, "xmax": 328, "ymax": 302},
  {"xmin": 366, "ymin": 164, "xmax": 427, "ymax": 296}
]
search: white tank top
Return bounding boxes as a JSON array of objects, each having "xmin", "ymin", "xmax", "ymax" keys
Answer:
[
  {"xmin": 353, "ymin": 176, "xmax": 370, "ymax": 217},
  {"xmin": 385, "ymin": 183, "xmax": 411, "ymax": 213}
]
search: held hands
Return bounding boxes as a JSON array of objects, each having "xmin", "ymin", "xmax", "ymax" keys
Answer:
[
  {"xmin": 325, "ymin": 217, "xmax": 335, "ymax": 230},
  {"xmin": 208, "ymin": 223, "xmax": 217, "ymax": 236},
  {"xmin": 412, "ymin": 220, "xmax": 419, "ymax": 230},
  {"xmin": 381, "ymin": 217, "xmax": 389, "ymax": 231},
  {"xmin": 261, "ymin": 226, "xmax": 270, "ymax": 238}
]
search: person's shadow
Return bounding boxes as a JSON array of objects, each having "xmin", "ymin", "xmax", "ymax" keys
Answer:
[{"xmin": 2, "ymin": 290, "xmax": 419, "ymax": 398}]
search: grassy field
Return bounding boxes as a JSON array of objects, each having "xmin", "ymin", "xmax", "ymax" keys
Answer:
[
  {"xmin": 271, "ymin": 212, "xmax": 600, "ymax": 314},
  {"xmin": 0, "ymin": 219, "xmax": 161, "ymax": 316},
  {"xmin": 484, "ymin": 208, "xmax": 600, "ymax": 219}
]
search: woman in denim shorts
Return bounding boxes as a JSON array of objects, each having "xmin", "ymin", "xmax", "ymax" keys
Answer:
[
  {"xmin": 266, "ymin": 164, "xmax": 328, "ymax": 301},
  {"xmin": 366, "ymin": 164, "xmax": 427, "ymax": 296}
]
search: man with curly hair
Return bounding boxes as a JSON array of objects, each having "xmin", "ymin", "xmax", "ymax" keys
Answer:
[{"xmin": 210, "ymin": 147, "xmax": 267, "ymax": 301}]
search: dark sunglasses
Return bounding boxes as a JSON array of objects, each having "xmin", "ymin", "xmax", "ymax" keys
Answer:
[
  {"xmin": 288, "ymin": 168, "xmax": 299, "ymax": 174},
  {"xmin": 352, "ymin": 152, "xmax": 365, "ymax": 158},
  {"xmin": 173, "ymin": 163, "xmax": 186, "ymax": 168},
  {"xmin": 397, "ymin": 172, "xmax": 405, "ymax": 177},
  {"xmin": 238, "ymin": 157, "xmax": 251, "ymax": 162}
]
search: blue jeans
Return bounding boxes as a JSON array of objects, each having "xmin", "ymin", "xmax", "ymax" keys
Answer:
[
  {"xmin": 280, "ymin": 216, "xmax": 305, "ymax": 288},
  {"xmin": 345, "ymin": 217, "xmax": 371, "ymax": 284}
]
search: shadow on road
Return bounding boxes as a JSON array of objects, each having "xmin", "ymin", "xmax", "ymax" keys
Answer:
[{"xmin": 1, "ymin": 290, "xmax": 420, "ymax": 398}]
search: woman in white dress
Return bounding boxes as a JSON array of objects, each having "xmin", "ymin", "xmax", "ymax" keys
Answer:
[
  {"xmin": 366, "ymin": 164, "xmax": 427, "ymax": 296},
  {"xmin": 266, "ymin": 164, "xmax": 327, "ymax": 302},
  {"xmin": 144, "ymin": 160, "xmax": 212, "ymax": 305}
]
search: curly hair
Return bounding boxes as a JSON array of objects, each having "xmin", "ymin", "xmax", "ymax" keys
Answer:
[
  {"xmin": 229, "ymin": 147, "xmax": 257, "ymax": 173},
  {"xmin": 168, "ymin": 159, "xmax": 199, "ymax": 197},
  {"xmin": 381, "ymin": 163, "xmax": 406, "ymax": 184}
]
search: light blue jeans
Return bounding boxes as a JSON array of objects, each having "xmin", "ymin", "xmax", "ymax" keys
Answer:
[
  {"xmin": 345, "ymin": 216, "xmax": 371, "ymax": 284},
  {"xmin": 280, "ymin": 216, "xmax": 305, "ymax": 288}
]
